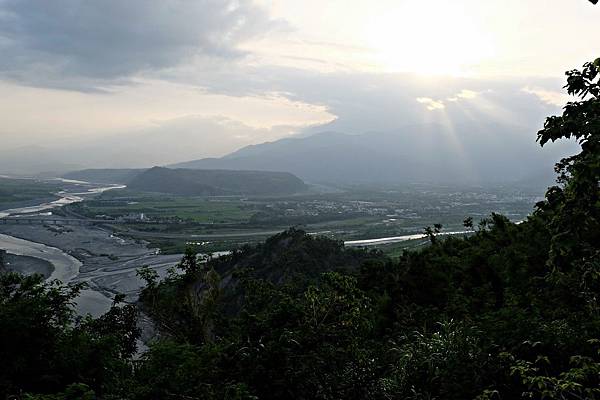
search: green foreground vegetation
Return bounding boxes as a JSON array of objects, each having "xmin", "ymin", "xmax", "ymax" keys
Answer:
[{"xmin": 2, "ymin": 57, "xmax": 600, "ymax": 399}]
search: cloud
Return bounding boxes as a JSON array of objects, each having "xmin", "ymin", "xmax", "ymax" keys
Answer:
[
  {"xmin": 417, "ymin": 97, "xmax": 446, "ymax": 111},
  {"xmin": 278, "ymin": 72, "xmax": 562, "ymax": 136},
  {"xmin": 0, "ymin": 66, "xmax": 578, "ymax": 173},
  {"xmin": 456, "ymin": 89, "xmax": 478, "ymax": 99},
  {"xmin": 415, "ymin": 89, "xmax": 478, "ymax": 111},
  {"xmin": 522, "ymin": 86, "xmax": 571, "ymax": 107},
  {"xmin": 0, "ymin": 0, "xmax": 278, "ymax": 89},
  {"xmin": 0, "ymin": 19, "xmax": 571, "ymax": 166}
]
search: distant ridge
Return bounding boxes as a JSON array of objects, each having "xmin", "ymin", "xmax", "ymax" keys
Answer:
[
  {"xmin": 171, "ymin": 127, "xmax": 577, "ymax": 186},
  {"xmin": 64, "ymin": 167, "xmax": 307, "ymax": 196},
  {"xmin": 128, "ymin": 167, "xmax": 307, "ymax": 196},
  {"xmin": 63, "ymin": 168, "xmax": 143, "ymax": 184}
]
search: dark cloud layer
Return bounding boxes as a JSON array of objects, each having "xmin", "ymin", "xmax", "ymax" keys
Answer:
[
  {"xmin": 0, "ymin": 0, "xmax": 568, "ymax": 133},
  {"xmin": 176, "ymin": 62, "xmax": 565, "ymax": 135},
  {"xmin": 0, "ymin": 0, "xmax": 276, "ymax": 88}
]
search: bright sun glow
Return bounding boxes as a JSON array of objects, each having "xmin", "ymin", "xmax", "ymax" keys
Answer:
[{"xmin": 364, "ymin": 1, "xmax": 495, "ymax": 75}]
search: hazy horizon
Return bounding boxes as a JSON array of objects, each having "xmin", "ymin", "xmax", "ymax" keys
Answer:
[{"xmin": 0, "ymin": 0, "xmax": 598, "ymax": 176}]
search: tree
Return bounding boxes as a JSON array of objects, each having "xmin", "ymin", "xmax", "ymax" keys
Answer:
[
  {"xmin": 424, "ymin": 223, "xmax": 443, "ymax": 244},
  {"xmin": 178, "ymin": 246, "xmax": 201, "ymax": 277},
  {"xmin": 534, "ymin": 58, "xmax": 600, "ymax": 316},
  {"xmin": 463, "ymin": 216, "xmax": 474, "ymax": 230},
  {"xmin": 0, "ymin": 273, "xmax": 139, "ymax": 398}
]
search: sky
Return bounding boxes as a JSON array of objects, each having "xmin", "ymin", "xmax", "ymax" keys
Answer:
[{"xmin": 0, "ymin": 0, "xmax": 598, "ymax": 167}]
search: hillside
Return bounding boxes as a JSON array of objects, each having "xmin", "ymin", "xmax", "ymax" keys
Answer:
[
  {"xmin": 62, "ymin": 168, "xmax": 143, "ymax": 184},
  {"xmin": 212, "ymin": 227, "xmax": 377, "ymax": 284},
  {"xmin": 172, "ymin": 126, "xmax": 578, "ymax": 185},
  {"xmin": 127, "ymin": 167, "xmax": 307, "ymax": 196}
]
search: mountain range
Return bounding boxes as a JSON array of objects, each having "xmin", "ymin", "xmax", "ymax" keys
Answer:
[
  {"xmin": 2, "ymin": 124, "xmax": 579, "ymax": 188},
  {"xmin": 172, "ymin": 125, "xmax": 578, "ymax": 187}
]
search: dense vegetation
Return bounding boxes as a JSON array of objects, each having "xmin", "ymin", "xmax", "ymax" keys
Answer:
[
  {"xmin": 1, "ymin": 55, "xmax": 599, "ymax": 399},
  {"xmin": 62, "ymin": 169, "xmax": 143, "ymax": 185},
  {"xmin": 63, "ymin": 167, "xmax": 307, "ymax": 196},
  {"xmin": 128, "ymin": 167, "xmax": 307, "ymax": 196},
  {"xmin": 0, "ymin": 274, "xmax": 138, "ymax": 399}
]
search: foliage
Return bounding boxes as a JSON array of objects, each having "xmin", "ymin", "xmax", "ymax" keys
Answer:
[
  {"xmin": 0, "ymin": 273, "xmax": 139, "ymax": 399},
  {"xmin": 132, "ymin": 58, "xmax": 600, "ymax": 399},
  {"xmin": 503, "ymin": 347, "xmax": 600, "ymax": 400},
  {"xmin": 127, "ymin": 167, "xmax": 306, "ymax": 196}
]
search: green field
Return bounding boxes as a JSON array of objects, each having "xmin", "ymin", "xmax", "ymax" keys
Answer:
[
  {"xmin": 66, "ymin": 186, "xmax": 538, "ymax": 255},
  {"xmin": 76, "ymin": 190, "xmax": 255, "ymax": 223},
  {"xmin": 0, "ymin": 178, "xmax": 61, "ymax": 209}
]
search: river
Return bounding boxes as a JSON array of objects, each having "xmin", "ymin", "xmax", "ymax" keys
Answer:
[
  {"xmin": 0, "ymin": 180, "xmax": 125, "ymax": 219},
  {"xmin": 0, "ymin": 180, "xmax": 125, "ymax": 316},
  {"xmin": 0, "ymin": 233, "xmax": 113, "ymax": 316}
]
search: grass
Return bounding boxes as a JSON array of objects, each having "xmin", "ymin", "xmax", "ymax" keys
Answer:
[
  {"xmin": 0, "ymin": 178, "xmax": 61, "ymax": 208},
  {"xmin": 79, "ymin": 190, "xmax": 256, "ymax": 223},
  {"xmin": 143, "ymin": 237, "xmax": 252, "ymax": 255}
]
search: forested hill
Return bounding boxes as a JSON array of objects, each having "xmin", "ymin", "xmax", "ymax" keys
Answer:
[
  {"xmin": 127, "ymin": 166, "xmax": 307, "ymax": 196},
  {"xmin": 210, "ymin": 228, "xmax": 377, "ymax": 284},
  {"xmin": 63, "ymin": 166, "xmax": 308, "ymax": 195},
  {"xmin": 62, "ymin": 168, "xmax": 143, "ymax": 184}
]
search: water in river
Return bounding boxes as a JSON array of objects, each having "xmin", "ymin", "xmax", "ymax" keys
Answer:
[
  {"xmin": 0, "ymin": 182, "xmax": 125, "ymax": 219},
  {"xmin": 0, "ymin": 180, "xmax": 124, "ymax": 316},
  {"xmin": 0, "ymin": 233, "xmax": 113, "ymax": 316}
]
